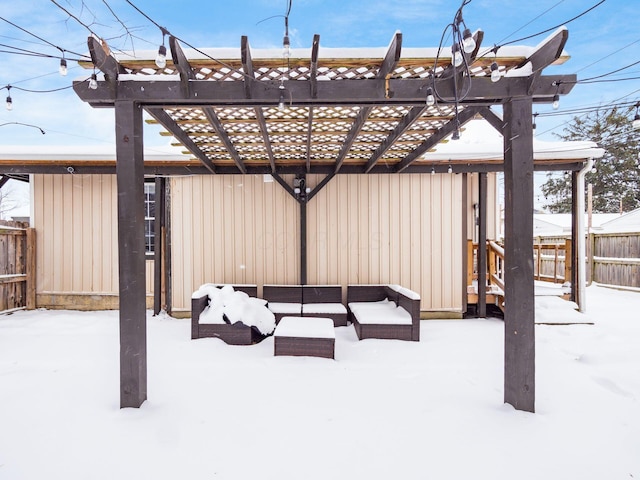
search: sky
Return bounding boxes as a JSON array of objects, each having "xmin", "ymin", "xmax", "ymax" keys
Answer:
[{"xmin": 0, "ymin": 0, "xmax": 639, "ymax": 210}]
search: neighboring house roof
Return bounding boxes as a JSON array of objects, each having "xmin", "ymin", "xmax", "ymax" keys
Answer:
[
  {"xmin": 534, "ymin": 212, "xmax": 633, "ymax": 237},
  {"xmin": 425, "ymin": 120, "xmax": 603, "ymax": 162},
  {"xmin": 599, "ymin": 208, "xmax": 640, "ymax": 233}
]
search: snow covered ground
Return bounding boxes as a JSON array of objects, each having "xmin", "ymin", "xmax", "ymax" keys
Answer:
[{"xmin": 0, "ymin": 284, "xmax": 638, "ymax": 480}]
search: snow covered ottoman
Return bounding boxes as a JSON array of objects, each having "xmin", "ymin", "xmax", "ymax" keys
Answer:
[{"xmin": 274, "ymin": 316, "xmax": 335, "ymax": 359}]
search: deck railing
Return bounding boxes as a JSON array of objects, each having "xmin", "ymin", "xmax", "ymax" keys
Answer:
[{"xmin": 468, "ymin": 239, "xmax": 571, "ymax": 305}]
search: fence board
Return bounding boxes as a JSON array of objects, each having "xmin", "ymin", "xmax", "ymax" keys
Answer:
[{"xmin": 0, "ymin": 221, "xmax": 33, "ymax": 312}]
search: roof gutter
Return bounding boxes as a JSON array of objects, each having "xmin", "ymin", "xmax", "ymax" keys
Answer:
[{"xmin": 576, "ymin": 158, "xmax": 594, "ymax": 313}]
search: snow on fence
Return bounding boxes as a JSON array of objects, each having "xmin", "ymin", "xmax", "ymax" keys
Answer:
[{"xmin": 0, "ymin": 220, "xmax": 36, "ymax": 312}]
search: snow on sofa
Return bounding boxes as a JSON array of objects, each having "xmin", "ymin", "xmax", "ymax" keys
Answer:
[
  {"xmin": 347, "ymin": 285, "xmax": 420, "ymax": 341},
  {"xmin": 191, "ymin": 284, "xmax": 276, "ymax": 345},
  {"xmin": 262, "ymin": 285, "xmax": 348, "ymax": 327}
]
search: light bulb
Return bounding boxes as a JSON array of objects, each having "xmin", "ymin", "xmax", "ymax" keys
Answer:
[
  {"xmin": 447, "ymin": 165, "xmax": 453, "ymax": 174},
  {"xmin": 278, "ymin": 91, "xmax": 286, "ymax": 111},
  {"xmin": 632, "ymin": 113, "xmax": 640, "ymax": 131},
  {"xmin": 462, "ymin": 28, "xmax": 476, "ymax": 53},
  {"xmin": 490, "ymin": 62, "xmax": 500, "ymax": 82},
  {"xmin": 452, "ymin": 43, "xmax": 464, "ymax": 68},
  {"xmin": 6, "ymin": 95, "xmax": 12, "ymax": 111},
  {"xmin": 452, "ymin": 129, "xmax": 460, "ymax": 141},
  {"xmin": 59, "ymin": 58, "xmax": 68, "ymax": 76},
  {"xmin": 431, "ymin": 167, "xmax": 436, "ymax": 176},
  {"xmin": 155, "ymin": 44, "xmax": 167, "ymax": 69},
  {"xmin": 89, "ymin": 73, "xmax": 98, "ymax": 90},
  {"xmin": 283, "ymin": 34, "xmax": 291, "ymax": 59},
  {"xmin": 552, "ymin": 94, "xmax": 560, "ymax": 110},
  {"xmin": 426, "ymin": 87, "xmax": 435, "ymax": 106}
]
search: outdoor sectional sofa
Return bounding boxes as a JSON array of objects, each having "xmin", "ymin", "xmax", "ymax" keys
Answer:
[
  {"xmin": 263, "ymin": 285, "xmax": 348, "ymax": 327},
  {"xmin": 191, "ymin": 284, "xmax": 270, "ymax": 345},
  {"xmin": 347, "ymin": 284, "xmax": 421, "ymax": 341}
]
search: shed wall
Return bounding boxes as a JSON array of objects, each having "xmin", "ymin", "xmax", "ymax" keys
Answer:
[
  {"xmin": 31, "ymin": 171, "xmax": 499, "ymax": 313},
  {"xmin": 32, "ymin": 174, "xmax": 154, "ymax": 309},
  {"xmin": 170, "ymin": 173, "xmax": 468, "ymax": 313}
]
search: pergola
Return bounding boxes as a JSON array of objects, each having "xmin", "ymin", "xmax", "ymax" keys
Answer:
[{"xmin": 68, "ymin": 26, "xmax": 581, "ymax": 412}]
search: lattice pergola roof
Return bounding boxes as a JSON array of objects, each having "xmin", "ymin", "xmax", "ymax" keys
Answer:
[{"xmin": 71, "ymin": 28, "xmax": 584, "ymax": 177}]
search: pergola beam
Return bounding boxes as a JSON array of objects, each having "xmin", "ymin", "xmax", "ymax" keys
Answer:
[
  {"xmin": 364, "ymin": 106, "xmax": 428, "ymax": 173},
  {"xmin": 395, "ymin": 107, "xmax": 480, "ymax": 173},
  {"xmin": 0, "ymin": 161, "xmax": 587, "ymax": 176},
  {"xmin": 202, "ymin": 107, "xmax": 247, "ymax": 174},
  {"xmin": 241, "ymin": 36, "xmax": 276, "ymax": 173},
  {"xmin": 146, "ymin": 107, "xmax": 216, "ymax": 174},
  {"xmin": 87, "ymin": 36, "xmax": 126, "ymax": 87},
  {"xmin": 75, "ymin": 74, "xmax": 576, "ymax": 108},
  {"xmin": 169, "ymin": 36, "xmax": 195, "ymax": 98},
  {"xmin": 334, "ymin": 32, "xmax": 403, "ymax": 173},
  {"xmin": 310, "ymin": 34, "xmax": 320, "ymax": 99}
]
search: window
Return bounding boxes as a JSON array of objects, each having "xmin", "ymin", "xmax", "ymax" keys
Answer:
[{"xmin": 144, "ymin": 182, "xmax": 155, "ymax": 255}]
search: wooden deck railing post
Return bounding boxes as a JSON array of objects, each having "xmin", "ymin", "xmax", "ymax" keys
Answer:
[{"xmin": 26, "ymin": 228, "xmax": 36, "ymax": 310}]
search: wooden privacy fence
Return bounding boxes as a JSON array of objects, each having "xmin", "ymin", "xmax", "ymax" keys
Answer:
[
  {"xmin": 0, "ymin": 221, "xmax": 36, "ymax": 312},
  {"xmin": 591, "ymin": 232, "xmax": 640, "ymax": 288}
]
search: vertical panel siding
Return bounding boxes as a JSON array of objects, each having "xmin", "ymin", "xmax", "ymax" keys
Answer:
[
  {"xmin": 171, "ymin": 173, "xmax": 467, "ymax": 312},
  {"xmin": 33, "ymin": 174, "xmax": 154, "ymax": 298},
  {"xmin": 170, "ymin": 175, "xmax": 299, "ymax": 310}
]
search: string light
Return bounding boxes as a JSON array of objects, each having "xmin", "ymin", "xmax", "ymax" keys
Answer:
[
  {"xmin": 451, "ymin": 43, "xmax": 464, "ymax": 68},
  {"xmin": 448, "ymin": 165, "xmax": 453, "ymax": 174},
  {"xmin": 431, "ymin": 167, "xmax": 436, "ymax": 175},
  {"xmin": 5, "ymin": 86, "xmax": 12, "ymax": 111},
  {"xmin": 426, "ymin": 87, "xmax": 435, "ymax": 106},
  {"xmin": 278, "ymin": 84, "xmax": 286, "ymax": 110},
  {"xmin": 462, "ymin": 28, "xmax": 476, "ymax": 53},
  {"xmin": 89, "ymin": 72, "xmax": 98, "ymax": 90},
  {"xmin": 552, "ymin": 94, "xmax": 560, "ymax": 110},
  {"xmin": 532, "ymin": 113, "xmax": 538, "ymax": 133},
  {"xmin": 490, "ymin": 62, "xmax": 500, "ymax": 82},
  {"xmin": 283, "ymin": 17, "xmax": 291, "ymax": 59},
  {"xmin": 59, "ymin": 53, "xmax": 67, "ymax": 76},
  {"xmin": 155, "ymin": 27, "xmax": 169, "ymax": 69}
]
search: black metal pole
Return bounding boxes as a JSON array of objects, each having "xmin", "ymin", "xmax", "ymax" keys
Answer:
[
  {"xmin": 300, "ymin": 199, "xmax": 307, "ymax": 286},
  {"xmin": 115, "ymin": 100, "xmax": 147, "ymax": 409},
  {"xmin": 478, "ymin": 172, "xmax": 488, "ymax": 318},
  {"xmin": 153, "ymin": 177, "xmax": 165, "ymax": 315}
]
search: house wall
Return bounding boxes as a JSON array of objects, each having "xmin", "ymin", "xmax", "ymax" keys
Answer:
[
  {"xmin": 170, "ymin": 173, "xmax": 469, "ymax": 314},
  {"xmin": 32, "ymin": 174, "xmax": 154, "ymax": 310},
  {"xmin": 31, "ymin": 171, "xmax": 499, "ymax": 314}
]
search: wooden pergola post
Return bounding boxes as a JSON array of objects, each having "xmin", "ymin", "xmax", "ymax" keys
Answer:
[
  {"xmin": 503, "ymin": 97, "xmax": 535, "ymax": 413},
  {"xmin": 115, "ymin": 100, "xmax": 147, "ymax": 409}
]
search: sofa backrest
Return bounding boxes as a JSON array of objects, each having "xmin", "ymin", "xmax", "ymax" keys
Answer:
[
  {"xmin": 263, "ymin": 285, "xmax": 303, "ymax": 303},
  {"xmin": 303, "ymin": 285, "xmax": 342, "ymax": 303}
]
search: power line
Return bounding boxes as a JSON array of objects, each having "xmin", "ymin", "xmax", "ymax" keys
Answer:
[
  {"xmin": 495, "ymin": 0, "xmax": 566, "ymax": 46},
  {"xmin": 0, "ymin": 15, "xmax": 89, "ymax": 59}
]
